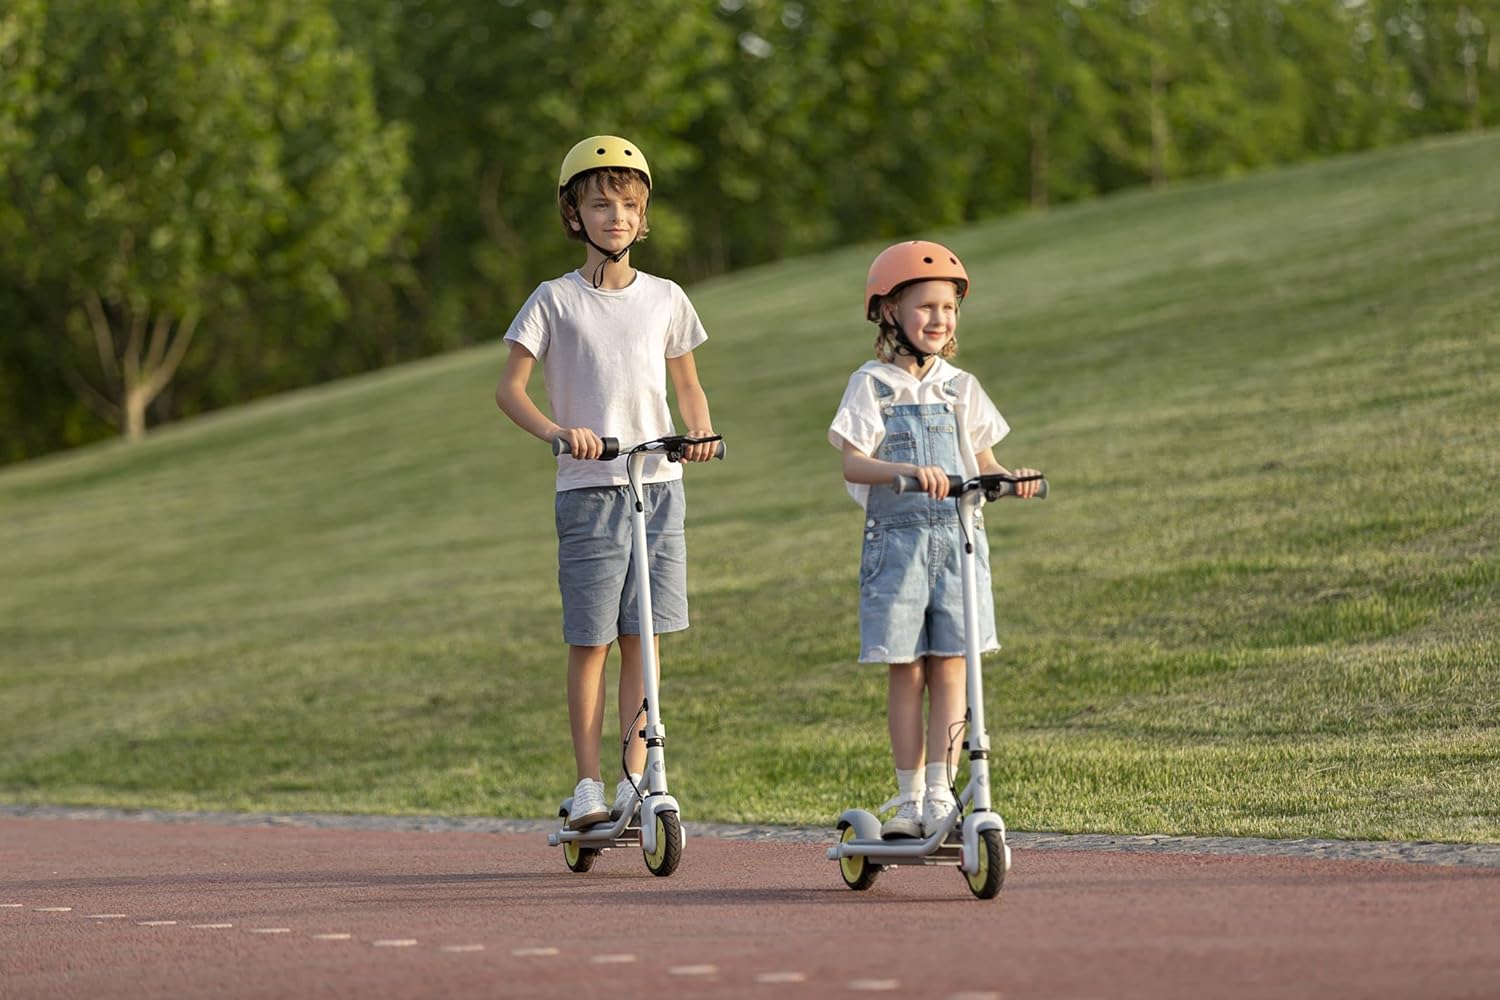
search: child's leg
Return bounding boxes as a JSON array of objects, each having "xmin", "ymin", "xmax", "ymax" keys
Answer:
[
  {"xmin": 567, "ymin": 642, "xmax": 611, "ymax": 780},
  {"xmin": 615, "ymin": 634, "xmax": 654, "ymax": 779},
  {"xmin": 923, "ymin": 655, "xmax": 967, "ymax": 770},
  {"xmin": 887, "ymin": 662, "xmax": 927, "ymax": 771}
]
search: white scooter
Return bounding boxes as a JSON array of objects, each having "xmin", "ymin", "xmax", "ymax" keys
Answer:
[
  {"xmin": 546, "ymin": 433, "xmax": 725, "ymax": 878},
  {"xmin": 827, "ymin": 470, "xmax": 1047, "ymax": 899}
]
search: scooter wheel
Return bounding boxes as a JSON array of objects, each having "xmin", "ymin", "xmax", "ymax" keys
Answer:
[
  {"xmin": 643, "ymin": 810, "xmax": 682, "ymax": 877},
  {"xmin": 563, "ymin": 840, "xmax": 599, "ymax": 873},
  {"xmin": 838, "ymin": 824, "xmax": 880, "ymax": 891},
  {"xmin": 964, "ymin": 828, "xmax": 1007, "ymax": 899}
]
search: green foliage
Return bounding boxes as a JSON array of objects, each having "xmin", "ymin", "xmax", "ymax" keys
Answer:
[
  {"xmin": 5, "ymin": 0, "xmax": 1500, "ymax": 458},
  {"xmin": 1, "ymin": 135, "xmax": 1496, "ymax": 841},
  {"xmin": 0, "ymin": 0, "xmax": 407, "ymax": 440}
]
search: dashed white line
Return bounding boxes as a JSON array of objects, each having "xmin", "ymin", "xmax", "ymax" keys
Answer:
[
  {"xmin": 513, "ymin": 946, "xmax": 559, "ymax": 957},
  {"xmin": 250, "ymin": 927, "xmax": 291, "ymax": 935},
  {"xmin": 373, "ymin": 939, "xmax": 418, "ymax": 948},
  {"xmin": 313, "ymin": 933, "xmax": 353, "ymax": 941},
  {"xmin": 2, "ymin": 903, "xmax": 24, "ymax": 908},
  {"xmin": 590, "ymin": 953, "xmax": 637, "ymax": 964},
  {"xmin": 668, "ymin": 964, "xmax": 718, "ymax": 977},
  {"xmin": 190, "ymin": 923, "xmax": 233, "ymax": 929},
  {"xmin": 756, "ymin": 971, "xmax": 809, "ymax": 984},
  {"xmin": 945, "ymin": 992, "xmax": 1002, "ymax": 1000},
  {"xmin": 440, "ymin": 944, "xmax": 485, "ymax": 953},
  {"xmin": 849, "ymin": 980, "xmax": 900, "ymax": 992},
  {"xmin": 137, "ymin": 920, "xmax": 177, "ymax": 927},
  {"xmin": 34, "ymin": 907, "xmax": 73, "ymax": 912},
  {"xmin": 86, "ymin": 914, "xmax": 128, "ymax": 919}
]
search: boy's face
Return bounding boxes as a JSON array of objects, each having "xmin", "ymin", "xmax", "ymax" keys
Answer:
[
  {"xmin": 885, "ymin": 280, "xmax": 960, "ymax": 354},
  {"xmin": 571, "ymin": 175, "xmax": 645, "ymax": 253}
]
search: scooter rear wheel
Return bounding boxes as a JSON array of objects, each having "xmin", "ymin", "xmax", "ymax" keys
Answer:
[
  {"xmin": 838, "ymin": 824, "xmax": 881, "ymax": 891},
  {"xmin": 563, "ymin": 840, "xmax": 599, "ymax": 873},
  {"xmin": 964, "ymin": 828, "xmax": 1007, "ymax": 899},
  {"xmin": 643, "ymin": 810, "xmax": 682, "ymax": 877}
]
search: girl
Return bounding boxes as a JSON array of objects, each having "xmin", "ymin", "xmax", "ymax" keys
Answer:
[{"xmin": 828, "ymin": 240, "xmax": 1041, "ymax": 838}]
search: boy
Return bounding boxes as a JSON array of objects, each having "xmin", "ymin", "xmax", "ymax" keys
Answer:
[{"xmin": 495, "ymin": 135, "xmax": 717, "ymax": 829}]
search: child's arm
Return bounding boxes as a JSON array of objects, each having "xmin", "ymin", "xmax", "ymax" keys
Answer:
[
  {"xmin": 666, "ymin": 351, "xmax": 717, "ymax": 463},
  {"xmin": 841, "ymin": 439, "xmax": 952, "ymax": 500},
  {"xmin": 495, "ymin": 342, "xmax": 607, "ymax": 459}
]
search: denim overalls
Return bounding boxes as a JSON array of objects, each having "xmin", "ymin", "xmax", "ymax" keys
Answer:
[{"xmin": 858, "ymin": 375, "xmax": 998, "ymax": 663}]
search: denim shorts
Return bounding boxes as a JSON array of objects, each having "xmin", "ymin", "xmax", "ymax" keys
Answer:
[
  {"xmin": 858, "ymin": 514, "xmax": 998, "ymax": 663},
  {"xmin": 555, "ymin": 480, "xmax": 688, "ymax": 646}
]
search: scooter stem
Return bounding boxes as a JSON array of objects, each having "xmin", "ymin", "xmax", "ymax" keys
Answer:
[
  {"xmin": 959, "ymin": 488, "xmax": 991, "ymax": 812},
  {"xmin": 627, "ymin": 451, "xmax": 667, "ymax": 797}
]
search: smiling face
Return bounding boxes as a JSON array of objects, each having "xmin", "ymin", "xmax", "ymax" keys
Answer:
[
  {"xmin": 561, "ymin": 169, "xmax": 649, "ymax": 249},
  {"xmin": 883, "ymin": 279, "xmax": 961, "ymax": 356}
]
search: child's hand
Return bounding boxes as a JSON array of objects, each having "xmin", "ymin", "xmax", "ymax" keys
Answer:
[
  {"xmin": 682, "ymin": 429, "xmax": 718, "ymax": 463},
  {"xmin": 912, "ymin": 465, "xmax": 951, "ymax": 499},
  {"xmin": 559, "ymin": 427, "xmax": 606, "ymax": 460},
  {"xmin": 1012, "ymin": 467, "xmax": 1044, "ymax": 499}
]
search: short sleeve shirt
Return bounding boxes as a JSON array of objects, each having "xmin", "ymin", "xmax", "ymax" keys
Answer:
[
  {"xmin": 828, "ymin": 359, "xmax": 1009, "ymax": 508},
  {"xmin": 505, "ymin": 270, "xmax": 707, "ymax": 491}
]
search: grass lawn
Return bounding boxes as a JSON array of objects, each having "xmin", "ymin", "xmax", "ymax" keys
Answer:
[{"xmin": 1, "ymin": 133, "xmax": 1496, "ymax": 841}]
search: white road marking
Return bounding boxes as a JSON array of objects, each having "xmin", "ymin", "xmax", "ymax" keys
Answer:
[
  {"xmin": 313, "ymin": 933, "xmax": 353, "ymax": 941},
  {"xmin": 440, "ymin": 944, "xmax": 485, "ymax": 953},
  {"xmin": 512, "ymin": 946, "xmax": 560, "ymax": 957},
  {"xmin": 190, "ymin": 923, "xmax": 233, "ymax": 929},
  {"xmin": 668, "ymin": 964, "xmax": 717, "ymax": 976},
  {"xmin": 373, "ymin": 939, "xmax": 418, "ymax": 948},
  {"xmin": 250, "ymin": 928, "xmax": 291, "ymax": 934},
  {"xmin": 34, "ymin": 907, "xmax": 73, "ymax": 912},
  {"xmin": 2, "ymin": 903, "xmax": 24, "ymax": 908},
  {"xmin": 945, "ymin": 993, "xmax": 1002, "ymax": 1000},
  {"xmin": 849, "ymin": 980, "xmax": 900, "ymax": 992},
  {"xmin": 137, "ymin": 920, "xmax": 177, "ymax": 926},
  {"xmin": 590, "ymin": 953, "xmax": 637, "ymax": 964},
  {"xmin": 756, "ymin": 971, "xmax": 809, "ymax": 984},
  {"xmin": 86, "ymin": 914, "xmax": 129, "ymax": 919}
]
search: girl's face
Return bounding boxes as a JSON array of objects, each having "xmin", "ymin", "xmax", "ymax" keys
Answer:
[
  {"xmin": 572, "ymin": 176, "xmax": 644, "ymax": 252},
  {"xmin": 885, "ymin": 280, "xmax": 960, "ymax": 355}
]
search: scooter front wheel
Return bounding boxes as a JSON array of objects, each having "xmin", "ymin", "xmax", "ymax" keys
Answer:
[
  {"xmin": 563, "ymin": 840, "xmax": 599, "ymax": 873},
  {"xmin": 643, "ymin": 810, "xmax": 682, "ymax": 877},
  {"xmin": 837, "ymin": 824, "xmax": 881, "ymax": 891},
  {"xmin": 964, "ymin": 828, "xmax": 1007, "ymax": 899}
]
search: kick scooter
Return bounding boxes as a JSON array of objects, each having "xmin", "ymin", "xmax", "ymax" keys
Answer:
[
  {"xmin": 826, "ymin": 470, "xmax": 1047, "ymax": 899},
  {"xmin": 546, "ymin": 433, "xmax": 725, "ymax": 877}
]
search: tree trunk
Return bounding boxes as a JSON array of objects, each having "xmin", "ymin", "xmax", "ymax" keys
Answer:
[{"xmin": 1150, "ymin": 50, "xmax": 1169, "ymax": 188}]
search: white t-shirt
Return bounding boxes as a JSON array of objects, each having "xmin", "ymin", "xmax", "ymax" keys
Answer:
[
  {"xmin": 828, "ymin": 359, "xmax": 1010, "ymax": 509},
  {"xmin": 505, "ymin": 270, "xmax": 708, "ymax": 491}
]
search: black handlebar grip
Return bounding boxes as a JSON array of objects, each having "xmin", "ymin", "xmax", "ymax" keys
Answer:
[
  {"xmin": 552, "ymin": 436, "xmax": 620, "ymax": 460},
  {"xmin": 892, "ymin": 474, "xmax": 965, "ymax": 495}
]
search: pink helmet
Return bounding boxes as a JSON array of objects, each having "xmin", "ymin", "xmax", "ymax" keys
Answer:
[{"xmin": 865, "ymin": 240, "xmax": 970, "ymax": 322}]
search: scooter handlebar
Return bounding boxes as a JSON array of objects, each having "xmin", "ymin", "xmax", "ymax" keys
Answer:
[
  {"xmin": 552, "ymin": 435, "xmax": 725, "ymax": 461},
  {"xmin": 892, "ymin": 472, "xmax": 1048, "ymax": 500}
]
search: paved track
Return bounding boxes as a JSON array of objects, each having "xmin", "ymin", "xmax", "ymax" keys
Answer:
[{"xmin": 3, "ymin": 813, "xmax": 1497, "ymax": 999}]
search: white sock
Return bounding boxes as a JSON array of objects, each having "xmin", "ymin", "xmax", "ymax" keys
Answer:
[
  {"xmin": 925, "ymin": 762, "xmax": 952, "ymax": 797},
  {"xmin": 895, "ymin": 768, "xmax": 922, "ymax": 802}
]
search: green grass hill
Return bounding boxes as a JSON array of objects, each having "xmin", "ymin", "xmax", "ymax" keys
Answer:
[{"xmin": 2, "ymin": 133, "xmax": 1496, "ymax": 841}]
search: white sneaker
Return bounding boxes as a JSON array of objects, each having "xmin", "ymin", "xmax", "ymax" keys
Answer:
[
  {"xmin": 566, "ymin": 778, "xmax": 608, "ymax": 830},
  {"xmin": 879, "ymin": 792, "xmax": 924, "ymax": 839},
  {"xmin": 611, "ymin": 774, "xmax": 642, "ymax": 819},
  {"xmin": 922, "ymin": 787, "xmax": 958, "ymax": 839}
]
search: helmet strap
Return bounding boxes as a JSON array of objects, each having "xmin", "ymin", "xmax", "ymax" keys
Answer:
[
  {"xmin": 884, "ymin": 312, "xmax": 934, "ymax": 370},
  {"xmin": 580, "ymin": 225, "xmax": 636, "ymax": 289}
]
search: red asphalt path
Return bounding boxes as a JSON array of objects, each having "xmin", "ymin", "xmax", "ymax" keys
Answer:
[{"xmin": 2, "ymin": 816, "xmax": 1497, "ymax": 999}]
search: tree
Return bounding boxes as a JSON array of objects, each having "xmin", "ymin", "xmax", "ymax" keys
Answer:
[{"xmin": 0, "ymin": 0, "xmax": 407, "ymax": 441}]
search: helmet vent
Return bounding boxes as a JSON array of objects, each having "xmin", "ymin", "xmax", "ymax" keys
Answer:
[
  {"xmin": 949, "ymin": 257, "xmax": 957, "ymax": 264},
  {"xmin": 596, "ymin": 147, "xmax": 606, "ymax": 155},
  {"xmin": 624, "ymin": 149, "xmax": 634, "ymax": 156},
  {"xmin": 922, "ymin": 256, "xmax": 933, "ymax": 263}
]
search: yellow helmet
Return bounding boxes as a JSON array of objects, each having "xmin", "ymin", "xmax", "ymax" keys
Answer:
[{"xmin": 558, "ymin": 135, "xmax": 652, "ymax": 193}]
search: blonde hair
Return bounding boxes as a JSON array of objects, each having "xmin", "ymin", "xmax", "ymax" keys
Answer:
[
  {"xmin": 871, "ymin": 283, "xmax": 961, "ymax": 362},
  {"xmin": 559, "ymin": 168, "xmax": 651, "ymax": 243}
]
